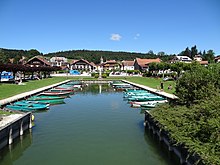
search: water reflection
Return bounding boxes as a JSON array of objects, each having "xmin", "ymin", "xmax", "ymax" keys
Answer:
[
  {"xmin": 0, "ymin": 131, "xmax": 32, "ymax": 165},
  {"xmin": 78, "ymin": 83, "xmax": 117, "ymax": 95},
  {"xmin": 0, "ymin": 83, "xmax": 179, "ymax": 165},
  {"xmin": 144, "ymin": 129, "xmax": 180, "ymax": 165}
]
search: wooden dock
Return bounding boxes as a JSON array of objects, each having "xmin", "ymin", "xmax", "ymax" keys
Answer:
[
  {"xmin": 0, "ymin": 80, "xmax": 70, "ymax": 107},
  {"xmin": 122, "ymin": 80, "xmax": 178, "ymax": 100},
  {"xmin": 0, "ymin": 112, "xmax": 32, "ymax": 150}
]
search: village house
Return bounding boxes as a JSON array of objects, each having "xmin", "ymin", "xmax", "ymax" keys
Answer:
[
  {"xmin": 214, "ymin": 55, "xmax": 220, "ymax": 63},
  {"xmin": 193, "ymin": 55, "xmax": 203, "ymax": 61},
  {"xmin": 121, "ymin": 60, "xmax": 135, "ymax": 70},
  {"xmin": 100, "ymin": 60, "xmax": 121, "ymax": 71},
  {"xmin": 25, "ymin": 56, "xmax": 51, "ymax": 67},
  {"xmin": 70, "ymin": 59, "xmax": 96, "ymax": 72},
  {"xmin": 134, "ymin": 58, "xmax": 161, "ymax": 71},
  {"xmin": 193, "ymin": 55, "xmax": 208, "ymax": 66},
  {"xmin": 171, "ymin": 56, "xmax": 192, "ymax": 63},
  {"xmin": 50, "ymin": 57, "xmax": 69, "ymax": 70}
]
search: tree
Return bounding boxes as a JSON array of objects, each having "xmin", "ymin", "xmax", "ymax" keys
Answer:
[
  {"xmin": 28, "ymin": 49, "xmax": 41, "ymax": 57},
  {"xmin": 0, "ymin": 51, "xmax": 9, "ymax": 64},
  {"xmin": 180, "ymin": 47, "xmax": 191, "ymax": 57},
  {"xmin": 190, "ymin": 45, "xmax": 198, "ymax": 59},
  {"xmin": 147, "ymin": 50, "xmax": 154, "ymax": 55},
  {"xmin": 157, "ymin": 51, "xmax": 165, "ymax": 56},
  {"xmin": 203, "ymin": 50, "xmax": 215, "ymax": 63},
  {"xmin": 175, "ymin": 63, "xmax": 219, "ymax": 106},
  {"xmin": 157, "ymin": 62, "xmax": 170, "ymax": 78}
]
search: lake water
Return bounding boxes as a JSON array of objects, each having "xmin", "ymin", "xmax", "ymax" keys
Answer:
[{"xmin": 0, "ymin": 84, "xmax": 179, "ymax": 165}]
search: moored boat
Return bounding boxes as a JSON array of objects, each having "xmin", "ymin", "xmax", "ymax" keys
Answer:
[
  {"xmin": 131, "ymin": 100, "xmax": 168, "ymax": 108},
  {"xmin": 14, "ymin": 100, "xmax": 50, "ymax": 107},
  {"xmin": 50, "ymin": 87, "xmax": 74, "ymax": 94},
  {"xmin": 140, "ymin": 102, "xmax": 158, "ymax": 108},
  {"xmin": 128, "ymin": 95, "xmax": 164, "ymax": 102},
  {"xmin": 6, "ymin": 103, "xmax": 49, "ymax": 111},
  {"xmin": 27, "ymin": 95, "xmax": 65, "ymax": 104},
  {"xmin": 39, "ymin": 91, "xmax": 71, "ymax": 97}
]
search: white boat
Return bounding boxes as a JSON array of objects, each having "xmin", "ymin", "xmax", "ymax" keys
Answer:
[{"xmin": 131, "ymin": 100, "xmax": 168, "ymax": 108}]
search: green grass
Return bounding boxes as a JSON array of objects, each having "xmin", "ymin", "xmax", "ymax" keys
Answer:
[
  {"xmin": 0, "ymin": 77, "xmax": 68, "ymax": 100},
  {"xmin": 126, "ymin": 77, "xmax": 176, "ymax": 94},
  {"xmin": 0, "ymin": 76, "xmax": 175, "ymax": 100}
]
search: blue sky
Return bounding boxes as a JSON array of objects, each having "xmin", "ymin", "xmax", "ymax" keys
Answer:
[{"xmin": 0, "ymin": 0, "xmax": 219, "ymax": 55}]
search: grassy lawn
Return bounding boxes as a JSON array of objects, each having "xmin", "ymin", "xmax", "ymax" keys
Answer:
[
  {"xmin": 0, "ymin": 77, "xmax": 68, "ymax": 100},
  {"xmin": 0, "ymin": 76, "xmax": 175, "ymax": 100},
  {"xmin": 125, "ymin": 77, "xmax": 176, "ymax": 94}
]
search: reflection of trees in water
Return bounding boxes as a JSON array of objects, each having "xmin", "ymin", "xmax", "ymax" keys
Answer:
[
  {"xmin": 78, "ymin": 84, "xmax": 121, "ymax": 95},
  {"xmin": 0, "ymin": 130, "xmax": 32, "ymax": 165},
  {"xmin": 144, "ymin": 129, "xmax": 180, "ymax": 165}
]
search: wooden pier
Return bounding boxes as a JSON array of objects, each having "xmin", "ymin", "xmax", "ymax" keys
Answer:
[
  {"xmin": 122, "ymin": 80, "xmax": 178, "ymax": 100},
  {"xmin": 0, "ymin": 80, "xmax": 70, "ymax": 107},
  {"xmin": 0, "ymin": 112, "xmax": 32, "ymax": 150}
]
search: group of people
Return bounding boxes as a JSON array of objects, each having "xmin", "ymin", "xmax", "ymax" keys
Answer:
[{"xmin": 160, "ymin": 81, "xmax": 172, "ymax": 91}]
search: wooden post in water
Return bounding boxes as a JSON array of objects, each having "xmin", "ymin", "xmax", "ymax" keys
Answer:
[
  {"xmin": 29, "ymin": 114, "xmax": 32, "ymax": 129},
  {"xmin": 8, "ymin": 128, "xmax": 13, "ymax": 145},
  {"xmin": 20, "ymin": 121, "xmax": 23, "ymax": 136}
]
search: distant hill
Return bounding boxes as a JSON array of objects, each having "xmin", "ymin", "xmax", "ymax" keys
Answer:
[
  {"xmin": 45, "ymin": 50, "xmax": 174, "ymax": 64},
  {"xmin": 0, "ymin": 48, "xmax": 175, "ymax": 64}
]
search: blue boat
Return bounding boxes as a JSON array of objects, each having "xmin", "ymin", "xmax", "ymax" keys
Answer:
[
  {"xmin": 6, "ymin": 103, "xmax": 49, "ymax": 112},
  {"xmin": 14, "ymin": 100, "xmax": 50, "ymax": 107}
]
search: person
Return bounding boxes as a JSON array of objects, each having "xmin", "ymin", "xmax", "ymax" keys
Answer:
[
  {"xmin": 160, "ymin": 81, "xmax": 164, "ymax": 91},
  {"xmin": 168, "ymin": 84, "xmax": 172, "ymax": 90}
]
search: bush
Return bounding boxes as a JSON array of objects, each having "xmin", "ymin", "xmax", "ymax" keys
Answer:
[
  {"xmin": 94, "ymin": 74, "xmax": 99, "ymax": 78},
  {"xmin": 91, "ymin": 72, "xmax": 97, "ymax": 77},
  {"xmin": 102, "ymin": 73, "xmax": 107, "ymax": 78},
  {"xmin": 142, "ymin": 72, "xmax": 152, "ymax": 77}
]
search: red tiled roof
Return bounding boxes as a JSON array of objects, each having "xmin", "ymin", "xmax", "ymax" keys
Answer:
[
  {"xmin": 122, "ymin": 60, "xmax": 134, "ymax": 66},
  {"xmin": 136, "ymin": 58, "xmax": 161, "ymax": 67},
  {"xmin": 71, "ymin": 59, "xmax": 79, "ymax": 64},
  {"xmin": 71, "ymin": 59, "xmax": 95, "ymax": 67},
  {"xmin": 199, "ymin": 61, "xmax": 208, "ymax": 65},
  {"xmin": 26, "ymin": 56, "xmax": 51, "ymax": 66}
]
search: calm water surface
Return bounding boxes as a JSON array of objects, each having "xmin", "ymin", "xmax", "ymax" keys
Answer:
[{"xmin": 0, "ymin": 84, "xmax": 179, "ymax": 165}]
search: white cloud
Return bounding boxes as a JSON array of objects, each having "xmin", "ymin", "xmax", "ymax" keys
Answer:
[
  {"xmin": 110, "ymin": 33, "xmax": 122, "ymax": 41},
  {"xmin": 134, "ymin": 33, "xmax": 140, "ymax": 40}
]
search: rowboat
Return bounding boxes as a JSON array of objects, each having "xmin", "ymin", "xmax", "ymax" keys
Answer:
[
  {"xmin": 66, "ymin": 81, "xmax": 82, "ymax": 85},
  {"xmin": 124, "ymin": 92, "xmax": 155, "ymax": 98},
  {"xmin": 131, "ymin": 100, "xmax": 168, "ymax": 108},
  {"xmin": 14, "ymin": 100, "xmax": 50, "ymax": 107},
  {"xmin": 127, "ymin": 96, "xmax": 164, "ymax": 102},
  {"xmin": 50, "ymin": 87, "xmax": 74, "ymax": 93},
  {"xmin": 27, "ymin": 95, "xmax": 65, "ymax": 104},
  {"xmin": 140, "ymin": 102, "xmax": 158, "ymax": 108},
  {"xmin": 6, "ymin": 103, "xmax": 49, "ymax": 111},
  {"xmin": 39, "ymin": 91, "xmax": 71, "ymax": 97}
]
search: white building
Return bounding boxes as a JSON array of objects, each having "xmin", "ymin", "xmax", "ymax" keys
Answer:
[
  {"xmin": 50, "ymin": 57, "xmax": 68, "ymax": 67},
  {"xmin": 172, "ymin": 56, "xmax": 192, "ymax": 63},
  {"xmin": 193, "ymin": 55, "xmax": 203, "ymax": 61},
  {"xmin": 121, "ymin": 60, "xmax": 135, "ymax": 70}
]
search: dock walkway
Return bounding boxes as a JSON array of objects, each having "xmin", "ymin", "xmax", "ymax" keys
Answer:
[
  {"xmin": 122, "ymin": 80, "xmax": 178, "ymax": 100},
  {"xmin": 0, "ymin": 80, "xmax": 70, "ymax": 107}
]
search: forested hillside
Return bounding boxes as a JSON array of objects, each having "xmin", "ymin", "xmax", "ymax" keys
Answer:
[
  {"xmin": 0, "ymin": 45, "xmax": 215, "ymax": 64},
  {"xmin": 45, "ymin": 50, "xmax": 174, "ymax": 64},
  {"xmin": 0, "ymin": 48, "xmax": 174, "ymax": 64}
]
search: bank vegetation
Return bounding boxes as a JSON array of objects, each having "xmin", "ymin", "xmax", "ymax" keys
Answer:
[{"xmin": 151, "ymin": 63, "xmax": 220, "ymax": 165}]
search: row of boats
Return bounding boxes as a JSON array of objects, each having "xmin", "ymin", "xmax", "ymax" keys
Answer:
[
  {"xmin": 111, "ymin": 81, "xmax": 168, "ymax": 110},
  {"xmin": 124, "ymin": 89, "xmax": 168, "ymax": 109},
  {"xmin": 5, "ymin": 81, "xmax": 83, "ymax": 112}
]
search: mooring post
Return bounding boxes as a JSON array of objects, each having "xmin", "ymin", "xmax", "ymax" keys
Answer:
[
  {"xmin": 29, "ymin": 114, "xmax": 32, "ymax": 129},
  {"xmin": 20, "ymin": 121, "xmax": 23, "ymax": 136},
  {"xmin": 8, "ymin": 127, "xmax": 13, "ymax": 145},
  {"xmin": 168, "ymin": 144, "xmax": 173, "ymax": 151}
]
